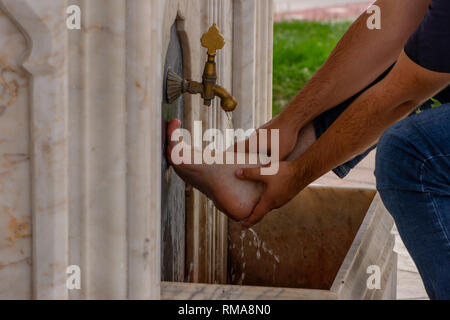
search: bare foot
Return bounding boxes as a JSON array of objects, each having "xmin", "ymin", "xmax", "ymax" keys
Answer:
[
  {"xmin": 167, "ymin": 119, "xmax": 264, "ymax": 221},
  {"xmin": 166, "ymin": 119, "xmax": 316, "ymax": 222}
]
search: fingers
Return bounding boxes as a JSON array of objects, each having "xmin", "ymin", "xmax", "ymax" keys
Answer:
[
  {"xmin": 242, "ymin": 195, "xmax": 272, "ymax": 228},
  {"xmin": 235, "ymin": 167, "xmax": 265, "ymax": 183}
]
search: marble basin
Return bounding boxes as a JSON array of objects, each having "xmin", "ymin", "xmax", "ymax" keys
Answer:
[{"xmin": 227, "ymin": 186, "xmax": 397, "ymax": 300}]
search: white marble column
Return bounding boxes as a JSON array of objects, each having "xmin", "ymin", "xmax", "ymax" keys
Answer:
[
  {"xmin": 232, "ymin": 0, "xmax": 274, "ymax": 129},
  {"xmin": 0, "ymin": 0, "xmax": 161, "ymax": 299}
]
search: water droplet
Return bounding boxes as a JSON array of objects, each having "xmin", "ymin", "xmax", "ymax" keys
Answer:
[{"xmin": 226, "ymin": 111, "xmax": 232, "ymax": 125}]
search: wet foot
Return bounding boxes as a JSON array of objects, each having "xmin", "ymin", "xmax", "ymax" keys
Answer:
[
  {"xmin": 166, "ymin": 119, "xmax": 316, "ymax": 222},
  {"xmin": 167, "ymin": 119, "xmax": 264, "ymax": 221}
]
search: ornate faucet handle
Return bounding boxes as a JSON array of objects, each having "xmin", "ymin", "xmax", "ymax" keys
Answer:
[
  {"xmin": 166, "ymin": 23, "xmax": 236, "ymax": 112},
  {"xmin": 201, "ymin": 23, "xmax": 225, "ymax": 56}
]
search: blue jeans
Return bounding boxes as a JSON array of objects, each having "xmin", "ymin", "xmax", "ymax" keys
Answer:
[{"xmin": 375, "ymin": 105, "xmax": 450, "ymax": 299}]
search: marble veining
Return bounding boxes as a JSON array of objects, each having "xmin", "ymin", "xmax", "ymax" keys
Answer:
[{"xmin": 0, "ymin": 4, "xmax": 31, "ymax": 299}]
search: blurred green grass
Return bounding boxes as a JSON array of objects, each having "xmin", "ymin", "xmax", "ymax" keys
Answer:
[{"xmin": 273, "ymin": 20, "xmax": 352, "ymax": 115}]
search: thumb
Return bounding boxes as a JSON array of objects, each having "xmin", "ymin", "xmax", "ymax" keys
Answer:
[{"xmin": 235, "ymin": 167, "xmax": 264, "ymax": 182}]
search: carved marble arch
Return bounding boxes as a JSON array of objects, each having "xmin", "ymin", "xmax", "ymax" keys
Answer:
[{"xmin": 0, "ymin": 0, "xmax": 70, "ymax": 299}]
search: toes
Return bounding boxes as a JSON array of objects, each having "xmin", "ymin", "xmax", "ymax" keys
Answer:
[
  {"xmin": 167, "ymin": 119, "xmax": 181, "ymax": 147},
  {"xmin": 167, "ymin": 118, "xmax": 181, "ymax": 141},
  {"xmin": 167, "ymin": 119, "xmax": 182, "ymax": 165}
]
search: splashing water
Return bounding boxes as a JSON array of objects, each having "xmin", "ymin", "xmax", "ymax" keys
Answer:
[
  {"xmin": 232, "ymin": 228, "xmax": 281, "ymax": 285},
  {"xmin": 248, "ymin": 228, "xmax": 262, "ymax": 260},
  {"xmin": 238, "ymin": 230, "xmax": 247, "ymax": 285},
  {"xmin": 225, "ymin": 111, "xmax": 233, "ymax": 126},
  {"xmin": 240, "ymin": 230, "xmax": 246, "ymax": 259},
  {"xmin": 242, "ymin": 228, "xmax": 281, "ymax": 264},
  {"xmin": 262, "ymin": 240, "xmax": 280, "ymax": 263}
]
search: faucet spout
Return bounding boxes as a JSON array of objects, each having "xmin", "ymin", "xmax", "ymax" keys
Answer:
[
  {"xmin": 165, "ymin": 24, "xmax": 238, "ymax": 113},
  {"xmin": 213, "ymin": 85, "xmax": 237, "ymax": 112},
  {"xmin": 183, "ymin": 81, "xmax": 237, "ymax": 112}
]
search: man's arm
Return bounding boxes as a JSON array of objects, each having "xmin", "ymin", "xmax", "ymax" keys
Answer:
[
  {"xmin": 237, "ymin": 51, "xmax": 450, "ymax": 227},
  {"xmin": 283, "ymin": 0, "xmax": 431, "ymax": 129},
  {"xmin": 293, "ymin": 51, "xmax": 450, "ymax": 186},
  {"xmin": 248, "ymin": 0, "xmax": 431, "ymax": 160}
]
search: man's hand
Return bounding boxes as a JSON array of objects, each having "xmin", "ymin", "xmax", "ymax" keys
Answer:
[{"xmin": 235, "ymin": 161, "xmax": 306, "ymax": 227}]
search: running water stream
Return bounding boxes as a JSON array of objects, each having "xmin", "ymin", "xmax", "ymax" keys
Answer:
[
  {"xmin": 232, "ymin": 228, "xmax": 280, "ymax": 285},
  {"xmin": 225, "ymin": 111, "xmax": 232, "ymax": 125}
]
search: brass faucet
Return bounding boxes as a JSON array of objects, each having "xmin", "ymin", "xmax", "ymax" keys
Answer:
[{"xmin": 166, "ymin": 24, "xmax": 237, "ymax": 112}]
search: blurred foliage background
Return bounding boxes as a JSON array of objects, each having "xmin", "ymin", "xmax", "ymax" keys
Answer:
[{"xmin": 272, "ymin": 21, "xmax": 351, "ymax": 115}]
